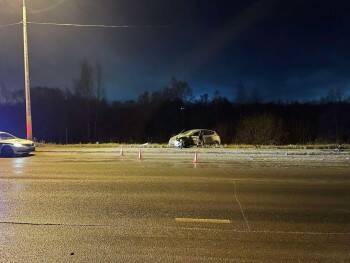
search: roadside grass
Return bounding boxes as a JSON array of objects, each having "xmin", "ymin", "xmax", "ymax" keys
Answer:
[
  {"xmin": 37, "ymin": 143, "xmax": 168, "ymax": 148},
  {"xmin": 37, "ymin": 142, "xmax": 350, "ymax": 150},
  {"xmin": 225, "ymin": 144, "xmax": 350, "ymax": 150}
]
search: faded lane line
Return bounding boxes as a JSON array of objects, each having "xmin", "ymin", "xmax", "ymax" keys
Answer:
[
  {"xmin": 251, "ymin": 229, "xmax": 350, "ymax": 236},
  {"xmin": 233, "ymin": 180, "xmax": 251, "ymax": 232},
  {"xmin": 1, "ymin": 221, "xmax": 349, "ymax": 236},
  {"xmin": 0, "ymin": 221, "xmax": 113, "ymax": 227},
  {"xmin": 179, "ymin": 226, "xmax": 350, "ymax": 236},
  {"xmin": 175, "ymin": 218, "xmax": 231, "ymax": 224}
]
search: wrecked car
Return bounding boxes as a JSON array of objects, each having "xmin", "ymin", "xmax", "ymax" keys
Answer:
[{"xmin": 168, "ymin": 129, "xmax": 221, "ymax": 148}]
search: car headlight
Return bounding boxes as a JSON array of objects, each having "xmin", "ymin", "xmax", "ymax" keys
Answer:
[{"xmin": 13, "ymin": 143, "xmax": 23, "ymax": 148}]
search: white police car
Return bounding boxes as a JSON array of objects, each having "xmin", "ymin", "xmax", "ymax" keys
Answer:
[{"xmin": 0, "ymin": 132, "xmax": 35, "ymax": 157}]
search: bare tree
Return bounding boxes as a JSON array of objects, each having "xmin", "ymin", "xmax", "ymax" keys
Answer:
[
  {"xmin": 199, "ymin": 93, "xmax": 209, "ymax": 104},
  {"xmin": 235, "ymin": 82, "xmax": 248, "ymax": 104},
  {"xmin": 236, "ymin": 113, "xmax": 284, "ymax": 145},
  {"xmin": 93, "ymin": 62, "xmax": 105, "ymax": 141},
  {"xmin": 0, "ymin": 83, "xmax": 22, "ymax": 105},
  {"xmin": 0, "ymin": 83, "xmax": 9, "ymax": 104},
  {"xmin": 323, "ymin": 87, "xmax": 345, "ymax": 103},
  {"xmin": 95, "ymin": 62, "xmax": 105, "ymax": 101},
  {"xmin": 73, "ymin": 60, "xmax": 94, "ymax": 99},
  {"xmin": 249, "ymin": 88, "xmax": 263, "ymax": 103},
  {"xmin": 73, "ymin": 60, "xmax": 95, "ymax": 141}
]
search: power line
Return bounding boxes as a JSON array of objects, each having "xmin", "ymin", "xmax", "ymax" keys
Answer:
[
  {"xmin": 0, "ymin": 21, "xmax": 169, "ymax": 30},
  {"xmin": 0, "ymin": 21, "xmax": 22, "ymax": 28},
  {"xmin": 27, "ymin": 21, "xmax": 169, "ymax": 29}
]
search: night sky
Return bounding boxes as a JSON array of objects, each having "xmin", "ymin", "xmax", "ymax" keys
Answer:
[{"xmin": 0, "ymin": 0, "xmax": 350, "ymax": 101}]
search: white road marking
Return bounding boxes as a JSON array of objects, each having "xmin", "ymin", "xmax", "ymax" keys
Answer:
[
  {"xmin": 175, "ymin": 218, "xmax": 231, "ymax": 224},
  {"xmin": 0, "ymin": 220, "xmax": 349, "ymax": 236},
  {"xmin": 233, "ymin": 180, "xmax": 251, "ymax": 232},
  {"xmin": 252, "ymin": 229, "xmax": 350, "ymax": 236},
  {"xmin": 178, "ymin": 226, "xmax": 350, "ymax": 236}
]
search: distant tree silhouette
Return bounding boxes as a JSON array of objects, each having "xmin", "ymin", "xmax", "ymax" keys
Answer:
[
  {"xmin": 0, "ymin": 83, "xmax": 9, "ymax": 104},
  {"xmin": 93, "ymin": 62, "xmax": 105, "ymax": 141},
  {"xmin": 249, "ymin": 88, "xmax": 263, "ymax": 103},
  {"xmin": 160, "ymin": 77, "xmax": 192, "ymax": 102},
  {"xmin": 1, "ymin": 66, "xmax": 350, "ymax": 145},
  {"xmin": 73, "ymin": 60, "xmax": 94, "ymax": 99},
  {"xmin": 138, "ymin": 91, "xmax": 150, "ymax": 104},
  {"xmin": 0, "ymin": 83, "xmax": 23, "ymax": 105},
  {"xmin": 199, "ymin": 93, "xmax": 209, "ymax": 104},
  {"xmin": 235, "ymin": 82, "xmax": 248, "ymax": 104},
  {"xmin": 72, "ymin": 59, "xmax": 106, "ymax": 142},
  {"xmin": 322, "ymin": 87, "xmax": 345, "ymax": 103},
  {"xmin": 236, "ymin": 113, "xmax": 284, "ymax": 145},
  {"xmin": 95, "ymin": 62, "xmax": 105, "ymax": 101}
]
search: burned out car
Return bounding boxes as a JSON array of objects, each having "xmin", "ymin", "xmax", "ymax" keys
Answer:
[
  {"xmin": 168, "ymin": 129, "xmax": 221, "ymax": 148},
  {"xmin": 0, "ymin": 132, "xmax": 35, "ymax": 157}
]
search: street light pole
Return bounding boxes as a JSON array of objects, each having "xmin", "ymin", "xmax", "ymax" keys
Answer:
[{"xmin": 22, "ymin": 0, "xmax": 33, "ymax": 140}]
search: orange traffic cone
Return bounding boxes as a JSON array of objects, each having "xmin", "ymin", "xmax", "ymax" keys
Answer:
[
  {"xmin": 138, "ymin": 149, "xmax": 143, "ymax": 160},
  {"xmin": 120, "ymin": 147, "xmax": 124, "ymax": 157},
  {"xmin": 193, "ymin": 152, "xmax": 199, "ymax": 164}
]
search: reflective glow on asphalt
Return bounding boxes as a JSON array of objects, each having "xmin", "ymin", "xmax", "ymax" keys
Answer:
[{"xmin": 12, "ymin": 158, "xmax": 26, "ymax": 175}]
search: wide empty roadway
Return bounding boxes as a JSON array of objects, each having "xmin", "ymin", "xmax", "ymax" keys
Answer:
[{"xmin": 0, "ymin": 148, "xmax": 349, "ymax": 262}]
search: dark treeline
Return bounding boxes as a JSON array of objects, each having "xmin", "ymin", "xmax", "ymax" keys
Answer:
[{"xmin": 1, "ymin": 61, "xmax": 350, "ymax": 144}]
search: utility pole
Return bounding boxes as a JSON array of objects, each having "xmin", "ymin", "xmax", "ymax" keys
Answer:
[{"xmin": 22, "ymin": 0, "xmax": 33, "ymax": 140}]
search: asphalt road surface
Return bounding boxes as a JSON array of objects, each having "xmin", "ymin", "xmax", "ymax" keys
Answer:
[{"xmin": 0, "ymin": 147, "xmax": 350, "ymax": 262}]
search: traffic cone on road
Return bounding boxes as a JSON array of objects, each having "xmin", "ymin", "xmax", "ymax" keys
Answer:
[
  {"xmin": 138, "ymin": 149, "xmax": 143, "ymax": 160},
  {"xmin": 193, "ymin": 152, "xmax": 199, "ymax": 164}
]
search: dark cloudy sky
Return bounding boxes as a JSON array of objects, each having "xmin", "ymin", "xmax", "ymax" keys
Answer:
[{"xmin": 0, "ymin": 0, "xmax": 350, "ymax": 101}]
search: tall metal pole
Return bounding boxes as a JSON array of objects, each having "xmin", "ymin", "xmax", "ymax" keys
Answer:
[{"xmin": 22, "ymin": 0, "xmax": 33, "ymax": 140}]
